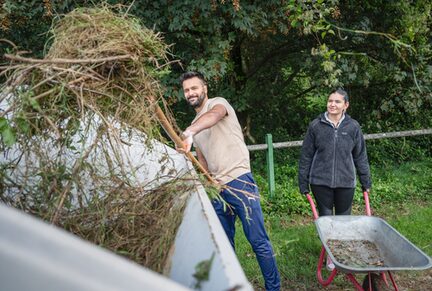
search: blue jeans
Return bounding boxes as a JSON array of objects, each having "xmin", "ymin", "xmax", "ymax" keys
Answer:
[{"xmin": 212, "ymin": 173, "xmax": 280, "ymax": 291}]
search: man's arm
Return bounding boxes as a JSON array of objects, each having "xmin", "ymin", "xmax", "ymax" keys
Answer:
[
  {"xmin": 195, "ymin": 147, "xmax": 209, "ymax": 172},
  {"xmin": 187, "ymin": 104, "xmax": 227, "ymax": 134},
  {"xmin": 182, "ymin": 104, "xmax": 227, "ymax": 153}
]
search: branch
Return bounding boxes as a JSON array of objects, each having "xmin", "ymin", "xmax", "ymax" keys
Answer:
[
  {"xmin": 281, "ymin": 67, "xmax": 301, "ymax": 87},
  {"xmin": 291, "ymin": 85, "xmax": 318, "ymax": 100},
  {"xmin": 327, "ymin": 21, "xmax": 414, "ymax": 52},
  {"xmin": 4, "ymin": 54, "xmax": 132, "ymax": 64},
  {"xmin": 0, "ymin": 39, "xmax": 18, "ymax": 50}
]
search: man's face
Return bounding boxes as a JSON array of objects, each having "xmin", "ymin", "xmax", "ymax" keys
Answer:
[{"xmin": 182, "ymin": 77, "xmax": 207, "ymax": 108}]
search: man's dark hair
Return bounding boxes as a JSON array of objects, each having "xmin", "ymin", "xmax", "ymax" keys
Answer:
[
  {"xmin": 333, "ymin": 88, "xmax": 349, "ymax": 102},
  {"xmin": 179, "ymin": 71, "xmax": 206, "ymax": 85}
]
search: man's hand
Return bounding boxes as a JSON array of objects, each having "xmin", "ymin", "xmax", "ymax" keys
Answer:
[{"xmin": 181, "ymin": 129, "xmax": 195, "ymax": 153}]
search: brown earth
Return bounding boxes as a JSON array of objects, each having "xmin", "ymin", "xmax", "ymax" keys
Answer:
[{"xmin": 251, "ymin": 269, "xmax": 432, "ymax": 290}]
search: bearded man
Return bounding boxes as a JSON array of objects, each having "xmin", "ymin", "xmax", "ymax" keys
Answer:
[{"xmin": 178, "ymin": 71, "xmax": 280, "ymax": 291}]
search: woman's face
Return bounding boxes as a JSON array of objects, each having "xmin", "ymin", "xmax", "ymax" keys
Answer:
[{"xmin": 327, "ymin": 92, "xmax": 349, "ymax": 116}]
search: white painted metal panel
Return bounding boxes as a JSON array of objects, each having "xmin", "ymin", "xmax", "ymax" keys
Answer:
[
  {"xmin": 169, "ymin": 182, "xmax": 254, "ymax": 291},
  {"xmin": 0, "ymin": 203, "xmax": 191, "ymax": 291},
  {"xmin": 1, "ymin": 93, "xmax": 253, "ymax": 290}
]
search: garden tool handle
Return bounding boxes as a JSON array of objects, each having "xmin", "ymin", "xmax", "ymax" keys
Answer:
[{"xmin": 154, "ymin": 105, "xmax": 218, "ymax": 185}]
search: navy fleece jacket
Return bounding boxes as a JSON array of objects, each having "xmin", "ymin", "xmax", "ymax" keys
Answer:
[{"xmin": 298, "ymin": 113, "xmax": 372, "ymax": 194}]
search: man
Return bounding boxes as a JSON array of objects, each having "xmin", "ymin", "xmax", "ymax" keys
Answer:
[{"xmin": 178, "ymin": 71, "xmax": 280, "ymax": 291}]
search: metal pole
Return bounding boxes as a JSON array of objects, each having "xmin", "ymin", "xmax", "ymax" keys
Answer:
[{"xmin": 265, "ymin": 134, "xmax": 275, "ymax": 197}]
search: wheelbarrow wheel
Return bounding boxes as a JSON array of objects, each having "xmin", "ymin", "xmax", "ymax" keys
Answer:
[{"xmin": 362, "ymin": 273, "xmax": 381, "ymax": 291}]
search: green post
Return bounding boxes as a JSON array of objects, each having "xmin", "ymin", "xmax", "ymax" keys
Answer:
[{"xmin": 266, "ymin": 134, "xmax": 275, "ymax": 197}]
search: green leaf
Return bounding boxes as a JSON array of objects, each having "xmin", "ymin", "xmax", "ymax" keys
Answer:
[
  {"xmin": 15, "ymin": 117, "xmax": 30, "ymax": 133},
  {"xmin": 0, "ymin": 117, "xmax": 16, "ymax": 146},
  {"xmin": 0, "ymin": 117, "xmax": 7, "ymax": 130},
  {"xmin": 2, "ymin": 127, "xmax": 16, "ymax": 146},
  {"xmin": 29, "ymin": 97, "xmax": 41, "ymax": 111}
]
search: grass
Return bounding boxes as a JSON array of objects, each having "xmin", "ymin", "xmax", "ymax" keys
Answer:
[
  {"xmin": 253, "ymin": 157, "xmax": 432, "ymax": 216},
  {"xmin": 235, "ymin": 201, "xmax": 432, "ymax": 290},
  {"xmin": 386, "ymin": 203, "xmax": 432, "ymax": 254},
  {"xmin": 235, "ymin": 159, "xmax": 432, "ymax": 290}
]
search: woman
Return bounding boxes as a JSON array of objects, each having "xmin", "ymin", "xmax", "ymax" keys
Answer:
[
  {"xmin": 298, "ymin": 88, "xmax": 372, "ymax": 270},
  {"xmin": 298, "ymin": 88, "xmax": 372, "ymax": 216}
]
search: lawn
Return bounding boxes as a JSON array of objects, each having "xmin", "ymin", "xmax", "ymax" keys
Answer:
[{"xmin": 235, "ymin": 194, "xmax": 432, "ymax": 290}]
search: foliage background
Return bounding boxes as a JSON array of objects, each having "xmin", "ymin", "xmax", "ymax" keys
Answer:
[
  {"xmin": 1, "ymin": 2, "xmax": 431, "ymax": 289},
  {"xmin": 1, "ymin": 0, "xmax": 431, "ymax": 212}
]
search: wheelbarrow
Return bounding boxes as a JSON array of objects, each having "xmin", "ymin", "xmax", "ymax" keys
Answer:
[{"xmin": 306, "ymin": 191, "xmax": 432, "ymax": 290}]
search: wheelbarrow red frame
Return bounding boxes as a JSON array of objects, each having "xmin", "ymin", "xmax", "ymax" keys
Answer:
[{"xmin": 306, "ymin": 191, "xmax": 399, "ymax": 291}]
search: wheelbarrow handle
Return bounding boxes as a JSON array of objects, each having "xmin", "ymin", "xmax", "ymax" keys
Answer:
[
  {"xmin": 306, "ymin": 193, "xmax": 319, "ymax": 220},
  {"xmin": 307, "ymin": 191, "xmax": 371, "ymax": 218},
  {"xmin": 363, "ymin": 191, "xmax": 371, "ymax": 216}
]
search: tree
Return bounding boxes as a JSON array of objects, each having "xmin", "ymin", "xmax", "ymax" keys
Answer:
[{"xmin": 2, "ymin": 0, "xmax": 431, "ymax": 143}]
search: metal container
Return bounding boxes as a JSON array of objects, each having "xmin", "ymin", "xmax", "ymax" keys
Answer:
[
  {"xmin": 0, "ymin": 92, "xmax": 253, "ymax": 291},
  {"xmin": 0, "ymin": 203, "xmax": 191, "ymax": 291},
  {"xmin": 315, "ymin": 215, "xmax": 432, "ymax": 273},
  {"xmin": 0, "ymin": 128, "xmax": 253, "ymax": 290}
]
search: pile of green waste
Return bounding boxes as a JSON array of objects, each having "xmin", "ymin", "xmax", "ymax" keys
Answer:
[{"xmin": 0, "ymin": 5, "xmax": 188, "ymax": 274}]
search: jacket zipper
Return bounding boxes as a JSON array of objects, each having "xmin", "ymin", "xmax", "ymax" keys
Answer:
[{"xmin": 332, "ymin": 127, "xmax": 338, "ymax": 187}]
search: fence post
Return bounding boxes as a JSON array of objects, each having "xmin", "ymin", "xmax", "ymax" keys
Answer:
[{"xmin": 266, "ymin": 134, "xmax": 275, "ymax": 197}]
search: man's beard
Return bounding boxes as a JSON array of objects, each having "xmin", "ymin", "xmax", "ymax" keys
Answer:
[{"xmin": 187, "ymin": 92, "xmax": 205, "ymax": 108}]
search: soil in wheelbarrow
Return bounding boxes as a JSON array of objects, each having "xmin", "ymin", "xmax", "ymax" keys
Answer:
[{"xmin": 327, "ymin": 239, "xmax": 385, "ymax": 268}]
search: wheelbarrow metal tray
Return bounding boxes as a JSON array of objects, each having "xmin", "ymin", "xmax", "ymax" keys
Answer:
[{"xmin": 315, "ymin": 215, "xmax": 432, "ymax": 273}]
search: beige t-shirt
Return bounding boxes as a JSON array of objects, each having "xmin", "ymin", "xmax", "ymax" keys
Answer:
[{"xmin": 192, "ymin": 97, "xmax": 250, "ymax": 184}]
